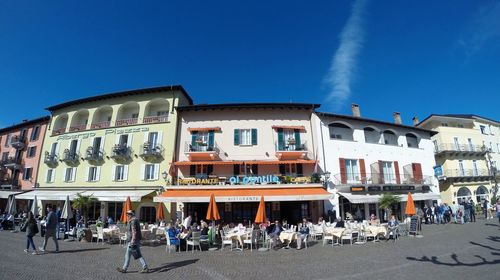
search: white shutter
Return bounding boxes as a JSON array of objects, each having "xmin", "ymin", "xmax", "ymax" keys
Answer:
[
  {"xmin": 100, "ymin": 136, "xmax": 105, "ymax": 153},
  {"xmin": 71, "ymin": 167, "xmax": 77, "ymax": 182},
  {"xmin": 51, "ymin": 169, "xmax": 56, "ymax": 183},
  {"xmin": 154, "ymin": 163, "xmax": 160, "ymax": 180},
  {"xmin": 111, "ymin": 165, "xmax": 116, "ymax": 181},
  {"xmin": 96, "ymin": 166, "xmax": 101, "ymax": 181},
  {"xmin": 157, "ymin": 131, "xmax": 163, "ymax": 147},
  {"xmin": 55, "ymin": 142, "xmax": 60, "ymax": 155},
  {"xmin": 144, "ymin": 132, "xmax": 149, "ymax": 144},
  {"xmin": 46, "ymin": 170, "xmax": 51, "ymax": 183},
  {"xmin": 127, "ymin": 134, "xmax": 133, "ymax": 147},
  {"xmin": 124, "ymin": 165, "xmax": 129, "ymax": 181},
  {"xmin": 84, "ymin": 167, "xmax": 90, "ymax": 182},
  {"xmin": 76, "ymin": 139, "xmax": 81, "ymax": 155},
  {"xmin": 140, "ymin": 164, "xmax": 145, "ymax": 180},
  {"xmin": 89, "ymin": 136, "xmax": 94, "ymax": 149},
  {"xmin": 115, "ymin": 135, "xmax": 120, "ymax": 145},
  {"xmin": 62, "ymin": 168, "xmax": 67, "ymax": 181}
]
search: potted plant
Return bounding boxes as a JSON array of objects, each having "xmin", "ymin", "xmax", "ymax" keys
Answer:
[
  {"xmin": 378, "ymin": 193, "xmax": 401, "ymax": 221},
  {"xmin": 311, "ymin": 173, "xmax": 321, "ymax": 183},
  {"xmin": 287, "ymin": 137, "xmax": 295, "ymax": 145}
]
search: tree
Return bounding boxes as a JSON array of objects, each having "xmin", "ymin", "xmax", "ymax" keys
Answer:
[
  {"xmin": 72, "ymin": 193, "xmax": 97, "ymax": 226},
  {"xmin": 378, "ymin": 193, "xmax": 401, "ymax": 221}
]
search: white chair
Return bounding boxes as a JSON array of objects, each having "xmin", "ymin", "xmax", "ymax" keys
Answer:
[
  {"xmin": 186, "ymin": 231, "xmax": 202, "ymax": 253},
  {"xmin": 243, "ymin": 229, "xmax": 259, "ymax": 251},
  {"xmin": 311, "ymin": 225, "xmax": 323, "ymax": 241},
  {"xmin": 220, "ymin": 230, "xmax": 234, "ymax": 251},
  {"xmin": 322, "ymin": 232, "xmax": 335, "ymax": 246},
  {"xmin": 96, "ymin": 227, "xmax": 104, "ymax": 244},
  {"xmin": 341, "ymin": 230, "xmax": 359, "ymax": 246}
]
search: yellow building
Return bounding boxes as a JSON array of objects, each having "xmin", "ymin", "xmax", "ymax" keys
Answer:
[
  {"xmin": 417, "ymin": 114, "xmax": 499, "ymax": 205},
  {"xmin": 17, "ymin": 85, "xmax": 192, "ymax": 223}
]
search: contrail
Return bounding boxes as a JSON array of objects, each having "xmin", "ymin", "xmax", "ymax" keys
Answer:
[{"xmin": 324, "ymin": 0, "xmax": 369, "ymax": 108}]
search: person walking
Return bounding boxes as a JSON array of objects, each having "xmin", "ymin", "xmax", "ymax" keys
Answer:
[
  {"xmin": 21, "ymin": 211, "xmax": 39, "ymax": 255},
  {"xmin": 40, "ymin": 205, "xmax": 59, "ymax": 253},
  {"xmin": 116, "ymin": 210, "xmax": 149, "ymax": 273},
  {"xmin": 496, "ymin": 201, "xmax": 500, "ymax": 225},
  {"xmin": 469, "ymin": 199, "xmax": 476, "ymax": 222}
]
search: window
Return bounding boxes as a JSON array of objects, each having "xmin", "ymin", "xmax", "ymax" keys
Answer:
[
  {"xmin": 2, "ymin": 152, "xmax": 9, "ymax": 161},
  {"xmin": 454, "ymin": 137, "xmax": 460, "ymax": 150},
  {"xmin": 22, "ymin": 167, "xmax": 33, "ymax": 181},
  {"xmin": 119, "ymin": 134, "xmax": 128, "ymax": 146},
  {"xmin": 4, "ymin": 134, "xmax": 10, "ymax": 147},
  {"xmin": 240, "ymin": 129, "xmax": 252, "ymax": 145},
  {"xmin": 381, "ymin": 161, "xmax": 395, "ymax": 183},
  {"xmin": 234, "ymin": 129, "xmax": 257, "ymax": 146},
  {"xmin": 406, "ymin": 133, "xmax": 418, "ymax": 148},
  {"xmin": 65, "ymin": 168, "xmax": 75, "ymax": 182},
  {"xmin": 140, "ymin": 206, "xmax": 156, "ymax": 224},
  {"xmin": 329, "ymin": 123, "xmax": 354, "ymax": 141},
  {"xmin": 46, "ymin": 169, "xmax": 55, "ymax": 183},
  {"xmin": 30, "ymin": 126, "xmax": 40, "ymax": 141},
  {"xmin": 27, "ymin": 146, "xmax": 37, "ymax": 158},
  {"xmin": 480, "ymin": 125, "xmax": 487, "ymax": 134},
  {"xmin": 144, "ymin": 164, "xmax": 158, "ymax": 180},
  {"xmin": 458, "ymin": 160, "xmax": 465, "ymax": 176},
  {"xmin": 69, "ymin": 139, "xmax": 78, "ymax": 154},
  {"xmin": 114, "ymin": 165, "xmax": 128, "ymax": 181},
  {"xmin": 467, "ymin": 138, "xmax": 474, "ymax": 151},
  {"xmin": 382, "ymin": 130, "xmax": 397, "ymax": 145},
  {"xmin": 148, "ymin": 132, "xmax": 159, "ymax": 146},
  {"xmin": 50, "ymin": 142, "xmax": 58, "ymax": 155},
  {"xmin": 472, "ymin": 160, "xmax": 478, "ymax": 176},
  {"xmin": 157, "ymin": 111, "xmax": 168, "ymax": 116},
  {"xmin": 107, "ymin": 202, "xmax": 123, "ymax": 223},
  {"xmin": 345, "ymin": 159, "xmax": 359, "ymax": 183},
  {"xmin": 93, "ymin": 137, "xmax": 102, "ymax": 150},
  {"xmin": 433, "ymin": 140, "xmax": 439, "ymax": 152},
  {"xmin": 132, "ymin": 113, "xmax": 139, "ymax": 119},
  {"xmin": 88, "ymin": 166, "xmax": 99, "ymax": 182},
  {"xmin": 239, "ymin": 164, "xmax": 258, "ymax": 175}
]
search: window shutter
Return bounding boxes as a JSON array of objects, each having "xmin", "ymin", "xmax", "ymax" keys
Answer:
[
  {"xmin": 157, "ymin": 131, "xmax": 163, "ymax": 147},
  {"xmin": 378, "ymin": 161, "xmax": 385, "ymax": 184},
  {"xmin": 234, "ymin": 129, "xmax": 240, "ymax": 145},
  {"xmin": 127, "ymin": 134, "xmax": 133, "ymax": 147},
  {"xmin": 277, "ymin": 128, "xmax": 284, "ymax": 150},
  {"xmin": 124, "ymin": 165, "xmax": 129, "ymax": 181},
  {"xmin": 394, "ymin": 161, "xmax": 401, "ymax": 184},
  {"xmin": 46, "ymin": 170, "xmax": 51, "ymax": 183},
  {"xmin": 111, "ymin": 165, "xmax": 116, "ymax": 181},
  {"xmin": 100, "ymin": 136, "xmax": 105, "ymax": 151},
  {"xmin": 191, "ymin": 132, "xmax": 198, "ymax": 146},
  {"xmin": 233, "ymin": 164, "xmax": 240, "ymax": 175},
  {"xmin": 115, "ymin": 135, "xmax": 120, "ymax": 145},
  {"xmin": 294, "ymin": 129, "xmax": 301, "ymax": 148},
  {"xmin": 140, "ymin": 164, "xmax": 145, "ymax": 180},
  {"xmin": 89, "ymin": 136, "xmax": 94, "ymax": 150},
  {"xmin": 339, "ymin": 158, "xmax": 347, "ymax": 184},
  {"xmin": 296, "ymin": 164, "xmax": 303, "ymax": 177},
  {"xmin": 85, "ymin": 167, "xmax": 90, "ymax": 182},
  {"xmin": 55, "ymin": 142, "xmax": 60, "ymax": 155},
  {"xmin": 208, "ymin": 130, "xmax": 215, "ymax": 149},
  {"xmin": 359, "ymin": 159, "xmax": 366, "ymax": 184},
  {"xmin": 72, "ymin": 167, "xmax": 77, "ymax": 182},
  {"xmin": 144, "ymin": 132, "xmax": 149, "ymax": 143},
  {"xmin": 50, "ymin": 169, "xmax": 56, "ymax": 183},
  {"xmin": 279, "ymin": 164, "xmax": 286, "ymax": 175},
  {"xmin": 190, "ymin": 165, "xmax": 196, "ymax": 176},
  {"xmin": 62, "ymin": 168, "xmax": 67, "ymax": 181},
  {"xmin": 251, "ymin": 129, "xmax": 257, "ymax": 145},
  {"xmin": 412, "ymin": 163, "xmax": 423, "ymax": 184},
  {"xmin": 154, "ymin": 164, "xmax": 160, "ymax": 180},
  {"xmin": 96, "ymin": 166, "xmax": 101, "ymax": 181},
  {"xmin": 76, "ymin": 139, "xmax": 81, "ymax": 155}
]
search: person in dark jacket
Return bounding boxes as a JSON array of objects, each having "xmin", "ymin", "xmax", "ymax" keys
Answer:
[
  {"xmin": 116, "ymin": 210, "xmax": 149, "ymax": 273},
  {"xmin": 40, "ymin": 205, "xmax": 59, "ymax": 252},
  {"xmin": 21, "ymin": 211, "xmax": 39, "ymax": 255}
]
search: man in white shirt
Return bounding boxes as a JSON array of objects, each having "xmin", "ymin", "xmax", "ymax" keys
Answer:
[{"xmin": 182, "ymin": 214, "xmax": 192, "ymax": 229}]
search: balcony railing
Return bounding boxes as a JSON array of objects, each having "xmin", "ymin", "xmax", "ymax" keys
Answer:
[
  {"xmin": 443, "ymin": 169, "xmax": 492, "ymax": 178},
  {"xmin": 0, "ymin": 178, "xmax": 20, "ymax": 190},
  {"xmin": 332, "ymin": 172, "xmax": 434, "ymax": 185},
  {"xmin": 275, "ymin": 140, "xmax": 308, "ymax": 152},
  {"xmin": 62, "ymin": 149, "xmax": 80, "ymax": 164},
  {"xmin": 434, "ymin": 143, "xmax": 487, "ymax": 155},
  {"xmin": 2, "ymin": 157, "xmax": 23, "ymax": 170},
  {"xmin": 139, "ymin": 142, "xmax": 164, "ymax": 160},
  {"xmin": 85, "ymin": 146, "xmax": 105, "ymax": 162},
  {"xmin": 51, "ymin": 128, "xmax": 66, "ymax": 136},
  {"xmin": 10, "ymin": 135, "xmax": 26, "ymax": 150},
  {"xmin": 44, "ymin": 152, "xmax": 59, "ymax": 166},
  {"xmin": 143, "ymin": 115, "xmax": 168, "ymax": 124},
  {"xmin": 110, "ymin": 144, "xmax": 132, "ymax": 160},
  {"xmin": 69, "ymin": 124, "xmax": 87, "ymax": 132},
  {"xmin": 115, "ymin": 118, "xmax": 138, "ymax": 127},
  {"xmin": 90, "ymin": 121, "xmax": 111, "ymax": 129}
]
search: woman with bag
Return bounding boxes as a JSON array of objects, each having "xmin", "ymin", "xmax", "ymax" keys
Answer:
[{"xmin": 21, "ymin": 211, "xmax": 39, "ymax": 255}]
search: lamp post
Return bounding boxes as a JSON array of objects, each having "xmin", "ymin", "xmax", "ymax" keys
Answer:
[{"xmin": 323, "ymin": 171, "xmax": 331, "ymax": 189}]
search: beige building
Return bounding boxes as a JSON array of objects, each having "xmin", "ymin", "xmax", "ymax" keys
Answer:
[{"xmin": 417, "ymin": 114, "xmax": 499, "ymax": 205}]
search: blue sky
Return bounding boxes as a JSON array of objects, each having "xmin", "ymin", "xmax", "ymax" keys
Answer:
[{"xmin": 1, "ymin": 0, "xmax": 499, "ymax": 128}]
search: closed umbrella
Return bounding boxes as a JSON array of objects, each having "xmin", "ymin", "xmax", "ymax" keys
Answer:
[
  {"xmin": 31, "ymin": 195, "xmax": 40, "ymax": 217},
  {"xmin": 206, "ymin": 193, "xmax": 220, "ymax": 221},
  {"xmin": 120, "ymin": 196, "xmax": 132, "ymax": 223},
  {"xmin": 5, "ymin": 194, "xmax": 16, "ymax": 215},
  {"xmin": 156, "ymin": 203, "xmax": 165, "ymax": 221},
  {"xmin": 61, "ymin": 195, "xmax": 73, "ymax": 234},
  {"xmin": 254, "ymin": 196, "xmax": 267, "ymax": 224},
  {"xmin": 405, "ymin": 192, "xmax": 416, "ymax": 216}
]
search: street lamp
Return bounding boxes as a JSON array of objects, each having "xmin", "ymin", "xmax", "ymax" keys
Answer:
[
  {"xmin": 323, "ymin": 171, "xmax": 331, "ymax": 188},
  {"xmin": 485, "ymin": 148, "xmax": 498, "ymax": 200}
]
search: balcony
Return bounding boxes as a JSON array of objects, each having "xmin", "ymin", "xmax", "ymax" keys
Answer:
[
  {"xmin": 0, "ymin": 178, "xmax": 20, "ymax": 190},
  {"xmin": 2, "ymin": 157, "xmax": 23, "ymax": 170},
  {"xmin": 62, "ymin": 149, "xmax": 80, "ymax": 165},
  {"xmin": 143, "ymin": 115, "xmax": 168, "ymax": 124},
  {"xmin": 443, "ymin": 168, "xmax": 492, "ymax": 182},
  {"xmin": 275, "ymin": 140, "xmax": 308, "ymax": 160},
  {"xmin": 332, "ymin": 172, "xmax": 434, "ymax": 186},
  {"xmin": 116, "ymin": 118, "xmax": 138, "ymax": 127},
  {"xmin": 140, "ymin": 142, "xmax": 164, "ymax": 161},
  {"xmin": 10, "ymin": 135, "xmax": 26, "ymax": 150},
  {"xmin": 434, "ymin": 143, "xmax": 488, "ymax": 156},
  {"xmin": 90, "ymin": 121, "xmax": 111, "ymax": 130},
  {"xmin": 85, "ymin": 146, "xmax": 105, "ymax": 162},
  {"xmin": 51, "ymin": 128, "xmax": 66, "ymax": 136},
  {"xmin": 44, "ymin": 152, "xmax": 59, "ymax": 166},
  {"xmin": 110, "ymin": 144, "xmax": 132, "ymax": 161},
  {"xmin": 184, "ymin": 141, "xmax": 223, "ymax": 161},
  {"xmin": 69, "ymin": 124, "xmax": 87, "ymax": 132}
]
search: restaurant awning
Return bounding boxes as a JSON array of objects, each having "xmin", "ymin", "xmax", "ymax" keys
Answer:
[
  {"xmin": 0, "ymin": 190, "xmax": 24, "ymax": 199},
  {"xmin": 82, "ymin": 189, "xmax": 156, "ymax": 202},
  {"xmin": 154, "ymin": 187, "xmax": 332, "ymax": 203},
  {"xmin": 15, "ymin": 190, "xmax": 83, "ymax": 201},
  {"xmin": 338, "ymin": 192, "xmax": 441, "ymax": 204}
]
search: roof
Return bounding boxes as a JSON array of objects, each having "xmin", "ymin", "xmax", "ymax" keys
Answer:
[
  {"xmin": 0, "ymin": 116, "xmax": 50, "ymax": 134},
  {"xmin": 176, "ymin": 103, "xmax": 320, "ymax": 112},
  {"xmin": 316, "ymin": 112, "xmax": 437, "ymax": 136},
  {"xmin": 45, "ymin": 85, "xmax": 193, "ymax": 111},
  {"xmin": 417, "ymin": 114, "xmax": 499, "ymax": 127}
]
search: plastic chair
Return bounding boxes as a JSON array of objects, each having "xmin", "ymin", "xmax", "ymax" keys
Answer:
[
  {"xmin": 220, "ymin": 230, "xmax": 234, "ymax": 251},
  {"xmin": 186, "ymin": 231, "xmax": 202, "ymax": 253}
]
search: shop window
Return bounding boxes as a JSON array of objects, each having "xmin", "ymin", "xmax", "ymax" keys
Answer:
[{"xmin": 140, "ymin": 206, "xmax": 156, "ymax": 224}]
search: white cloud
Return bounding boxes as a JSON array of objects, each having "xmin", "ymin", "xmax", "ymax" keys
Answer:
[
  {"xmin": 324, "ymin": 0, "xmax": 369, "ymax": 108},
  {"xmin": 459, "ymin": 1, "xmax": 500, "ymax": 59}
]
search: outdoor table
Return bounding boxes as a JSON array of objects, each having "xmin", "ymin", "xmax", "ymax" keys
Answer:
[
  {"xmin": 279, "ymin": 230, "xmax": 297, "ymax": 243},
  {"xmin": 366, "ymin": 225, "xmax": 387, "ymax": 237},
  {"xmin": 103, "ymin": 228, "xmax": 120, "ymax": 240},
  {"xmin": 226, "ymin": 229, "xmax": 247, "ymax": 248},
  {"xmin": 324, "ymin": 227, "xmax": 345, "ymax": 238}
]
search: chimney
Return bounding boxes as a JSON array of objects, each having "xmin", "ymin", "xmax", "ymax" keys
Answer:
[
  {"xmin": 412, "ymin": 116, "xmax": 419, "ymax": 126},
  {"xmin": 351, "ymin": 104, "xmax": 361, "ymax": 117},
  {"xmin": 393, "ymin": 112, "xmax": 402, "ymax": 124}
]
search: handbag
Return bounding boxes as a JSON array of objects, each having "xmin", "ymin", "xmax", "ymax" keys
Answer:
[{"xmin": 129, "ymin": 245, "xmax": 142, "ymax": 260}]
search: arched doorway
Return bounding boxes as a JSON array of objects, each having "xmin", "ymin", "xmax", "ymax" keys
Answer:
[
  {"xmin": 475, "ymin": 186, "xmax": 489, "ymax": 203},
  {"xmin": 456, "ymin": 187, "xmax": 472, "ymax": 203}
]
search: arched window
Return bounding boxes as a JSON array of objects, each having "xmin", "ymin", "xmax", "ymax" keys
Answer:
[
  {"xmin": 91, "ymin": 106, "xmax": 113, "ymax": 129},
  {"xmin": 328, "ymin": 123, "xmax": 354, "ymax": 141},
  {"xmin": 116, "ymin": 102, "xmax": 140, "ymax": 126},
  {"xmin": 144, "ymin": 99, "xmax": 170, "ymax": 124},
  {"xmin": 456, "ymin": 187, "xmax": 472, "ymax": 203},
  {"xmin": 53, "ymin": 114, "xmax": 68, "ymax": 135},
  {"xmin": 475, "ymin": 186, "xmax": 489, "ymax": 203},
  {"xmin": 69, "ymin": 110, "xmax": 89, "ymax": 132},
  {"xmin": 382, "ymin": 130, "xmax": 398, "ymax": 146},
  {"xmin": 363, "ymin": 127, "xmax": 380, "ymax": 144},
  {"xmin": 406, "ymin": 133, "xmax": 419, "ymax": 148}
]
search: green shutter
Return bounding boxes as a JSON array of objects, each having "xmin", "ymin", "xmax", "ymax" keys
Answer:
[
  {"xmin": 277, "ymin": 128, "xmax": 284, "ymax": 150},
  {"xmin": 234, "ymin": 129, "xmax": 240, "ymax": 145},
  {"xmin": 294, "ymin": 129, "xmax": 301, "ymax": 150},
  {"xmin": 191, "ymin": 132, "xmax": 198, "ymax": 147},
  {"xmin": 251, "ymin": 129, "xmax": 257, "ymax": 145},
  {"xmin": 208, "ymin": 130, "xmax": 215, "ymax": 150}
]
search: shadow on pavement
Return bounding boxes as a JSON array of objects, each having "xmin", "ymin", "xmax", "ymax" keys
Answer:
[
  {"xmin": 484, "ymin": 223, "xmax": 499, "ymax": 227},
  {"xmin": 149, "ymin": 259, "xmax": 199, "ymax": 273},
  {"xmin": 487, "ymin": 236, "xmax": 500, "ymax": 242},
  {"xmin": 54, "ymin": 248, "xmax": 110, "ymax": 254},
  {"xmin": 469, "ymin": 241, "xmax": 500, "ymax": 251},
  {"xmin": 406, "ymin": 253, "xmax": 500, "ymax": 267}
]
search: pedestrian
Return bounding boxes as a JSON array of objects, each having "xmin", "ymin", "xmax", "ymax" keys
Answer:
[
  {"xmin": 469, "ymin": 199, "xmax": 476, "ymax": 222},
  {"xmin": 483, "ymin": 199, "xmax": 488, "ymax": 219},
  {"xmin": 40, "ymin": 205, "xmax": 59, "ymax": 253},
  {"xmin": 451, "ymin": 201, "xmax": 458, "ymax": 223},
  {"xmin": 116, "ymin": 210, "xmax": 149, "ymax": 273},
  {"xmin": 55, "ymin": 206, "xmax": 62, "ymax": 239},
  {"xmin": 21, "ymin": 211, "xmax": 39, "ymax": 255},
  {"xmin": 496, "ymin": 201, "xmax": 500, "ymax": 225}
]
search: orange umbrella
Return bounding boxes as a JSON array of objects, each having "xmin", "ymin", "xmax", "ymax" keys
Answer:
[
  {"xmin": 120, "ymin": 196, "xmax": 133, "ymax": 223},
  {"xmin": 156, "ymin": 202, "xmax": 165, "ymax": 221},
  {"xmin": 206, "ymin": 193, "xmax": 221, "ymax": 221},
  {"xmin": 405, "ymin": 192, "xmax": 416, "ymax": 216},
  {"xmin": 254, "ymin": 196, "xmax": 267, "ymax": 224}
]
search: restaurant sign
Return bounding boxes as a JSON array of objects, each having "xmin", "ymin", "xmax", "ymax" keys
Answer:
[
  {"xmin": 179, "ymin": 178, "xmax": 219, "ymax": 185},
  {"xmin": 229, "ymin": 175, "xmax": 280, "ymax": 185}
]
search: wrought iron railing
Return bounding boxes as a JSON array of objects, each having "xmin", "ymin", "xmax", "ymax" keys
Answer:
[
  {"xmin": 62, "ymin": 149, "xmax": 80, "ymax": 164},
  {"xmin": 69, "ymin": 124, "xmax": 87, "ymax": 132},
  {"xmin": 443, "ymin": 168, "xmax": 491, "ymax": 178},
  {"xmin": 332, "ymin": 172, "xmax": 434, "ymax": 185},
  {"xmin": 10, "ymin": 135, "xmax": 26, "ymax": 149},
  {"xmin": 434, "ymin": 143, "xmax": 487, "ymax": 154},
  {"xmin": 139, "ymin": 142, "xmax": 164, "ymax": 159},
  {"xmin": 275, "ymin": 140, "xmax": 308, "ymax": 152},
  {"xmin": 115, "ymin": 118, "xmax": 138, "ymax": 127},
  {"xmin": 110, "ymin": 144, "xmax": 132, "ymax": 159},
  {"xmin": 85, "ymin": 146, "xmax": 105, "ymax": 161},
  {"xmin": 44, "ymin": 152, "xmax": 59, "ymax": 165},
  {"xmin": 90, "ymin": 121, "xmax": 111, "ymax": 129},
  {"xmin": 143, "ymin": 115, "xmax": 168, "ymax": 124}
]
